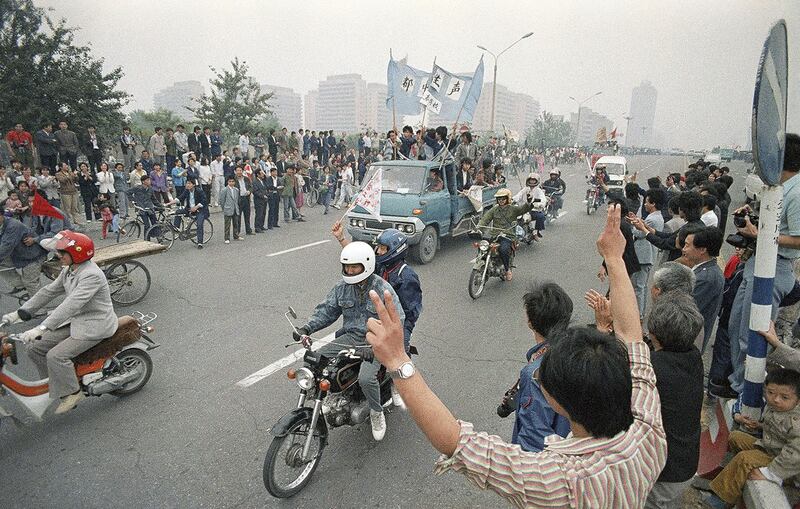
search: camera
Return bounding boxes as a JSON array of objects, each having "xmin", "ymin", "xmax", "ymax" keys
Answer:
[
  {"xmin": 497, "ymin": 380, "xmax": 519, "ymax": 418},
  {"xmin": 725, "ymin": 233, "xmax": 755, "ymax": 250},
  {"xmin": 733, "ymin": 210, "xmax": 759, "ymax": 229}
]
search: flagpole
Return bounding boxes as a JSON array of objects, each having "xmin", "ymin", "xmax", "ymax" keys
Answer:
[
  {"xmin": 336, "ymin": 166, "xmax": 383, "ymax": 225},
  {"xmin": 437, "ymin": 62, "xmax": 481, "ymax": 178},
  {"xmin": 420, "ymin": 56, "xmax": 436, "ymax": 132}
]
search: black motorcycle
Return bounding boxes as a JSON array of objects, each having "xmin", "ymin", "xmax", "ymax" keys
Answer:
[
  {"xmin": 467, "ymin": 227, "xmax": 516, "ymax": 299},
  {"xmin": 263, "ymin": 307, "xmax": 394, "ymax": 498}
]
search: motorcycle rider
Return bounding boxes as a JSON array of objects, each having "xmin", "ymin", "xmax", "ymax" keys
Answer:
[
  {"xmin": 2, "ymin": 231, "xmax": 117, "ymax": 414},
  {"xmin": 513, "ymin": 173, "xmax": 547, "ymax": 241},
  {"xmin": 295, "ymin": 242, "xmax": 405, "ymax": 441},
  {"xmin": 541, "ymin": 168, "xmax": 567, "ymax": 216},
  {"xmin": 588, "ymin": 165, "xmax": 610, "ymax": 204},
  {"xmin": 477, "ymin": 188, "xmax": 534, "ymax": 281}
]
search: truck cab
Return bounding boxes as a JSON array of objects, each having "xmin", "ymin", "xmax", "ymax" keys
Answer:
[
  {"xmin": 593, "ymin": 155, "xmax": 628, "ymax": 194},
  {"xmin": 345, "ymin": 160, "xmax": 503, "ymax": 263}
]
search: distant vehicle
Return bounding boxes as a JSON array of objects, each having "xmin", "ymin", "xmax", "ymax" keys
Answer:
[
  {"xmin": 744, "ymin": 165, "xmax": 762, "ymax": 202},
  {"xmin": 592, "ymin": 155, "xmax": 627, "ymax": 194},
  {"xmin": 687, "ymin": 150, "xmax": 705, "ymax": 158},
  {"xmin": 704, "ymin": 153, "xmax": 722, "ymax": 165},
  {"xmin": 719, "ymin": 148, "xmax": 735, "ymax": 162}
]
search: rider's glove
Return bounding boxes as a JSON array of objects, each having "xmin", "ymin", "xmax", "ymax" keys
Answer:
[
  {"xmin": 293, "ymin": 327, "xmax": 310, "ymax": 342},
  {"xmin": 19, "ymin": 325, "xmax": 46, "ymax": 345},
  {"xmin": 2, "ymin": 311, "xmax": 21, "ymax": 325}
]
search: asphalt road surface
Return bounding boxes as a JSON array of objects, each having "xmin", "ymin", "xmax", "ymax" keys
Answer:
[{"xmin": 0, "ymin": 155, "xmax": 751, "ymax": 508}]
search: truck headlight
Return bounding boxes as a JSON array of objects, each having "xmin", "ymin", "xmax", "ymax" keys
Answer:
[
  {"xmin": 349, "ymin": 218, "xmax": 358, "ymax": 227},
  {"xmin": 295, "ymin": 367, "xmax": 315, "ymax": 390},
  {"xmin": 357, "ymin": 219, "xmax": 365, "ymax": 228}
]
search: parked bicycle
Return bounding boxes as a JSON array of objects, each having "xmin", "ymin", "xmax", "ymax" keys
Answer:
[{"xmin": 146, "ymin": 209, "xmax": 213, "ymax": 250}]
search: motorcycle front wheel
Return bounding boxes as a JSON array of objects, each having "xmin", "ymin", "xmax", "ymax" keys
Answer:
[
  {"xmin": 468, "ymin": 267, "xmax": 488, "ymax": 299},
  {"xmin": 263, "ymin": 419, "xmax": 324, "ymax": 498}
]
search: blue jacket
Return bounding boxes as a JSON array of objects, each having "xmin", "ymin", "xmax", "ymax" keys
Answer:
[
  {"xmin": 0, "ymin": 217, "xmax": 46, "ymax": 268},
  {"xmin": 512, "ymin": 342, "xmax": 571, "ymax": 452},
  {"xmin": 379, "ymin": 262, "xmax": 422, "ymax": 343},
  {"xmin": 304, "ymin": 274, "xmax": 405, "ymax": 340}
]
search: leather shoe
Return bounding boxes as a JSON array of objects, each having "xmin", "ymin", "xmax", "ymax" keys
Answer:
[{"xmin": 54, "ymin": 391, "xmax": 85, "ymax": 415}]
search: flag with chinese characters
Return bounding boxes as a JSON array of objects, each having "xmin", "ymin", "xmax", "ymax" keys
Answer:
[
  {"xmin": 465, "ymin": 185, "xmax": 485, "ymax": 212},
  {"xmin": 419, "ymin": 57, "xmax": 484, "ymax": 121},
  {"xmin": 386, "ymin": 54, "xmax": 431, "ymax": 116},
  {"xmin": 352, "ymin": 168, "xmax": 383, "ymax": 221}
]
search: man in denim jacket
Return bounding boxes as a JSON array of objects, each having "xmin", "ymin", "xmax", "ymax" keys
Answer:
[{"xmin": 298, "ymin": 241, "xmax": 405, "ymax": 441}]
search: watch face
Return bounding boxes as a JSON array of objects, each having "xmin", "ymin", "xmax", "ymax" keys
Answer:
[{"xmin": 400, "ymin": 363, "xmax": 414, "ymax": 378}]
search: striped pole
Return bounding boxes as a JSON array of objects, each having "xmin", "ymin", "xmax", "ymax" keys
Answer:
[{"xmin": 741, "ymin": 184, "xmax": 783, "ymax": 418}]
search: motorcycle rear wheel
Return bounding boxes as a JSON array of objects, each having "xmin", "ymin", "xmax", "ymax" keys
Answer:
[
  {"xmin": 468, "ymin": 268, "xmax": 488, "ymax": 299},
  {"xmin": 110, "ymin": 349, "xmax": 153, "ymax": 396},
  {"xmin": 264, "ymin": 418, "xmax": 323, "ymax": 498}
]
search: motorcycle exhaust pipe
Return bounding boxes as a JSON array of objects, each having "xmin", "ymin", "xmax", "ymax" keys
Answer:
[{"xmin": 86, "ymin": 370, "xmax": 140, "ymax": 395}]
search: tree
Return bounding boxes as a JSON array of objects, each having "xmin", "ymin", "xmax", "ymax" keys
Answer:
[
  {"xmin": 190, "ymin": 58, "xmax": 274, "ymax": 139},
  {"xmin": 525, "ymin": 111, "xmax": 572, "ymax": 150},
  {"xmin": 0, "ymin": 0, "xmax": 130, "ymax": 144},
  {"xmin": 127, "ymin": 108, "xmax": 186, "ymax": 147}
]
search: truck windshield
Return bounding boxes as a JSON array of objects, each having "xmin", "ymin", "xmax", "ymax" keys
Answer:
[
  {"xmin": 603, "ymin": 163, "xmax": 625, "ymax": 177},
  {"xmin": 362, "ymin": 165, "xmax": 423, "ymax": 194}
]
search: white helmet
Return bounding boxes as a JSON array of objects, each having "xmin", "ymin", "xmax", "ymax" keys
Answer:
[
  {"xmin": 550, "ymin": 168, "xmax": 561, "ymax": 176},
  {"xmin": 525, "ymin": 173, "xmax": 540, "ymax": 186},
  {"xmin": 340, "ymin": 241, "xmax": 375, "ymax": 284}
]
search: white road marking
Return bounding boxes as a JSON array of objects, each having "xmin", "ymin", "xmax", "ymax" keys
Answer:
[
  {"xmin": 267, "ymin": 240, "xmax": 331, "ymax": 257},
  {"xmin": 236, "ymin": 332, "xmax": 336, "ymax": 388},
  {"xmin": 557, "ymin": 211, "xmax": 568, "ymax": 219}
]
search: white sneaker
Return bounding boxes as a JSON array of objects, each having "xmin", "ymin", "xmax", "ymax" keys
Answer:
[
  {"xmin": 390, "ymin": 384, "xmax": 406, "ymax": 409},
  {"xmin": 224, "ymin": 240, "xmax": 230, "ymax": 244},
  {"xmin": 54, "ymin": 391, "xmax": 85, "ymax": 415},
  {"xmin": 370, "ymin": 410, "xmax": 386, "ymax": 441}
]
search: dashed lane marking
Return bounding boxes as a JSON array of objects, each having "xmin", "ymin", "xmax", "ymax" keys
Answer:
[
  {"xmin": 236, "ymin": 332, "xmax": 336, "ymax": 387},
  {"xmin": 267, "ymin": 239, "xmax": 331, "ymax": 257}
]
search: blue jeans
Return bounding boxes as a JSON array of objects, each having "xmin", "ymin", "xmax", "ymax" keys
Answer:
[
  {"xmin": 318, "ymin": 333, "xmax": 382, "ymax": 412},
  {"xmin": 728, "ymin": 256, "xmax": 797, "ymax": 392},
  {"xmin": 322, "ymin": 192, "xmax": 331, "ymax": 213},
  {"xmin": 498, "ymin": 237, "xmax": 513, "ymax": 271},
  {"xmin": 140, "ymin": 210, "xmax": 157, "ymax": 240}
]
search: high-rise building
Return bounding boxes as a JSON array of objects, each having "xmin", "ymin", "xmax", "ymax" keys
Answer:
[
  {"xmin": 260, "ymin": 84, "xmax": 302, "ymax": 130},
  {"xmin": 627, "ymin": 81, "xmax": 657, "ymax": 147},
  {"xmin": 315, "ymin": 74, "xmax": 367, "ymax": 134},
  {"xmin": 570, "ymin": 107, "xmax": 614, "ymax": 146},
  {"xmin": 153, "ymin": 80, "xmax": 204, "ymax": 120},
  {"xmin": 304, "ymin": 90, "xmax": 318, "ymax": 131},
  {"xmin": 366, "ymin": 83, "xmax": 392, "ymax": 133},
  {"xmin": 471, "ymin": 83, "xmax": 540, "ymax": 136}
]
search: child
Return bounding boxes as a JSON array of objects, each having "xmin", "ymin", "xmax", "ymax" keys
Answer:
[
  {"xmin": 705, "ymin": 368, "xmax": 800, "ymax": 508},
  {"xmin": 4, "ymin": 190, "xmax": 25, "ymax": 218},
  {"xmin": 97, "ymin": 200, "xmax": 119, "ymax": 240}
]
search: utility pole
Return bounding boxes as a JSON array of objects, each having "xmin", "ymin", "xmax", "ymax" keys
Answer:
[
  {"xmin": 622, "ymin": 114, "xmax": 633, "ymax": 146},
  {"xmin": 477, "ymin": 31, "xmax": 534, "ymax": 133}
]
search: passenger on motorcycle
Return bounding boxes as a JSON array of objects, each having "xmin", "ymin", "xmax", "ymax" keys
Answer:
[
  {"xmin": 477, "ymin": 188, "xmax": 533, "ymax": 281},
  {"xmin": 3, "ymin": 230, "xmax": 117, "ymax": 414},
  {"xmin": 296, "ymin": 242, "xmax": 405, "ymax": 441},
  {"xmin": 541, "ymin": 168, "xmax": 567, "ymax": 215},
  {"xmin": 587, "ymin": 166, "xmax": 610, "ymax": 204},
  {"xmin": 512, "ymin": 174, "xmax": 546, "ymax": 240}
]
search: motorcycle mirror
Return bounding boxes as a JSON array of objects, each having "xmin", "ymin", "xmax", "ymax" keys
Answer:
[{"xmin": 288, "ymin": 306, "xmax": 297, "ymax": 319}]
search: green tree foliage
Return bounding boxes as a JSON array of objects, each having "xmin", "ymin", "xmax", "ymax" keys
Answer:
[
  {"xmin": 127, "ymin": 108, "xmax": 185, "ymax": 146},
  {"xmin": 0, "ymin": 0, "xmax": 130, "ymax": 143},
  {"xmin": 525, "ymin": 111, "xmax": 573, "ymax": 149},
  {"xmin": 190, "ymin": 59, "xmax": 274, "ymax": 139}
]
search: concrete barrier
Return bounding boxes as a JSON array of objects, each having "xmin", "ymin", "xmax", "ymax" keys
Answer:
[{"xmin": 743, "ymin": 480, "xmax": 791, "ymax": 509}]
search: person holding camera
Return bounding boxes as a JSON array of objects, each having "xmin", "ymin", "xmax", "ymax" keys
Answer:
[{"xmin": 728, "ymin": 133, "xmax": 800, "ymax": 395}]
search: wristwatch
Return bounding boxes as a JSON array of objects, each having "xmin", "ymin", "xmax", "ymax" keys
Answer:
[{"xmin": 389, "ymin": 361, "xmax": 416, "ymax": 380}]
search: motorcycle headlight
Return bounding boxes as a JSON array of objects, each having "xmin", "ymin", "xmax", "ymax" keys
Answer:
[
  {"xmin": 479, "ymin": 240, "xmax": 490, "ymax": 252},
  {"xmin": 295, "ymin": 367, "xmax": 315, "ymax": 390}
]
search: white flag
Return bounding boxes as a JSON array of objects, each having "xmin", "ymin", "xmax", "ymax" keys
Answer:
[
  {"xmin": 466, "ymin": 185, "xmax": 485, "ymax": 212},
  {"xmin": 353, "ymin": 168, "xmax": 383, "ymax": 221},
  {"xmin": 445, "ymin": 77, "xmax": 464, "ymax": 101},
  {"xmin": 429, "ymin": 68, "xmax": 445, "ymax": 91},
  {"xmin": 419, "ymin": 90, "xmax": 442, "ymax": 114}
]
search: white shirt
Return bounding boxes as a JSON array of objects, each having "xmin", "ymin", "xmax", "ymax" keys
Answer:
[
  {"xmin": 97, "ymin": 170, "xmax": 115, "ymax": 194},
  {"xmin": 514, "ymin": 186, "xmax": 546, "ymax": 210},
  {"xmin": 198, "ymin": 165, "xmax": 212, "ymax": 185},
  {"xmin": 174, "ymin": 131, "xmax": 188, "ymax": 151},
  {"xmin": 239, "ymin": 135, "xmax": 250, "ymax": 153},
  {"xmin": 362, "ymin": 135, "xmax": 372, "ymax": 148},
  {"xmin": 701, "ymin": 210, "xmax": 719, "ymax": 227},
  {"xmin": 210, "ymin": 159, "xmax": 224, "ymax": 177}
]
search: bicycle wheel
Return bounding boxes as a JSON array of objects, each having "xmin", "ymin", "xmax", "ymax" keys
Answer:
[
  {"xmin": 188, "ymin": 217, "xmax": 214, "ymax": 245},
  {"xmin": 117, "ymin": 219, "xmax": 141, "ymax": 242},
  {"xmin": 306, "ymin": 187, "xmax": 319, "ymax": 208},
  {"xmin": 105, "ymin": 260, "xmax": 151, "ymax": 306},
  {"xmin": 146, "ymin": 223, "xmax": 175, "ymax": 250}
]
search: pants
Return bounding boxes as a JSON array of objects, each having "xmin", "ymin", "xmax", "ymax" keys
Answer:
[
  {"xmin": 27, "ymin": 326, "xmax": 103, "ymax": 399},
  {"xmin": 498, "ymin": 237, "xmax": 513, "ymax": 272},
  {"xmin": 192, "ymin": 208, "xmax": 209, "ymax": 244},
  {"xmin": 644, "ymin": 478, "xmax": 693, "ymax": 509},
  {"xmin": 153, "ymin": 154, "xmax": 165, "ymax": 167},
  {"xmin": 224, "ymin": 214, "xmax": 240, "ymax": 240},
  {"xmin": 254, "ymin": 199, "xmax": 267, "ymax": 231},
  {"xmin": 60, "ymin": 151, "xmax": 78, "ymax": 170},
  {"xmin": 173, "ymin": 186, "xmax": 185, "ymax": 202},
  {"xmin": 729, "ymin": 256, "xmax": 797, "ymax": 392},
  {"xmin": 211, "ymin": 177, "xmax": 223, "ymax": 206},
  {"xmin": 88, "ymin": 149, "xmax": 102, "ymax": 173},
  {"xmin": 529, "ymin": 211, "xmax": 546, "ymax": 231},
  {"xmin": 202, "ymin": 184, "xmax": 211, "ymax": 204},
  {"xmin": 709, "ymin": 431, "xmax": 775, "ymax": 504},
  {"xmin": 776, "ymin": 259, "xmax": 800, "ymax": 342},
  {"xmin": 322, "ymin": 192, "xmax": 331, "ymax": 213},
  {"xmin": 335, "ymin": 184, "xmax": 353, "ymax": 207},
  {"xmin": 631, "ymin": 264, "xmax": 653, "ymax": 319},
  {"xmin": 116, "ymin": 191, "xmax": 129, "ymax": 218},
  {"xmin": 81, "ymin": 193, "xmax": 95, "ymax": 220},
  {"xmin": 282, "ymin": 195, "xmax": 300, "ymax": 221},
  {"xmin": 709, "ymin": 325, "xmax": 733, "ymax": 388},
  {"xmin": 0, "ymin": 258, "xmax": 43, "ymax": 297},
  {"xmin": 165, "ymin": 155, "xmax": 176, "ymax": 174},
  {"xmin": 140, "ymin": 210, "xmax": 157, "ymax": 240},
  {"xmin": 318, "ymin": 333, "xmax": 382, "ymax": 412},
  {"xmin": 238, "ymin": 195, "xmax": 252, "ymax": 233},
  {"xmin": 444, "ymin": 163, "xmax": 455, "ymax": 195},
  {"xmin": 267, "ymin": 195, "xmax": 280, "ymax": 227},
  {"xmin": 40, "ymin": 154, "xmax": 58, "ymax": 171},
  {"xmin": 153, "ymin": 191, "xmax": 170, "ymax": 204},
  {"xmin": 60, "ymin": 193, "xmax": 82, "ymax": 224},
  {"xmin": 122, "ymin": 151, "xmax": 136, "ymax": 171},
  {"xmin": 553, "ymin": 194, "xmax": 563, "ymax": 212}
]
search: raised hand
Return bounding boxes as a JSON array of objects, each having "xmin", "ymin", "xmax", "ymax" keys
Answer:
[
  {"xmin": 366, "ymin": 290, "xmax": 407, "ymax": 370},
  {"xmin": 596, "ymin": 204, "xmax": 626, "ymax": 260}
]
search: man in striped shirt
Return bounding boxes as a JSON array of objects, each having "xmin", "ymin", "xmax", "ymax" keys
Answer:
[{"xmin": 366, "ymin": 204, "xmax": 667, "ymax": 508}]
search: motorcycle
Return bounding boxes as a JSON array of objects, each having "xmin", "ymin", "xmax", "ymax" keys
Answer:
[
  {"xmin": 263, "ymin": 307, "xmax": 401, "ymax": 498},
  {"xmin": 585, "ymin": 184, "xmax": 601, "ymax": 215},
  {"xmin": 467, "ymin": 226, "xmax": 517, "ymax": 299},
  {"xmin": 544, "ymin": 192, "xmax": 559, "ymax": 225},
  {"xmin": 0, "ymin": 311, "xmax": 158, "ymax": 425}
]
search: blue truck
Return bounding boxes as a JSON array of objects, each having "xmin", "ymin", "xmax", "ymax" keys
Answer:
[{"xmin": 345, "ymin": 160, "xmax": 504, "ymax": 263}]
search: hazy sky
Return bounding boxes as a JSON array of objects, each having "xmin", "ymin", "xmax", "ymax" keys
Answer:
[{"xmin": 36, "ymin": 0, "xmax": 799, "ymax": 150}]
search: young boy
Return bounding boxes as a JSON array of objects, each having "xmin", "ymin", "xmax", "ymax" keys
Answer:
[{"xmin": 705, "ymin": 368, "xmax": 800, "ymax": 507}]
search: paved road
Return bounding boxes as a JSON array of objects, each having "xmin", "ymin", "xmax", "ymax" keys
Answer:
[{"xmin": 0, "ymin": 156, "xmax": 750, "ymax": 508}]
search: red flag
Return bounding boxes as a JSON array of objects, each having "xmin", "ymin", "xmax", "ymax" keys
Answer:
[
  {"xmin": 31, "ymin": 193, "xmax": 64, "ymax": 220},
  {"xmin": 610, "ymin": 128, "xmax": 618, "ymax": 139}
]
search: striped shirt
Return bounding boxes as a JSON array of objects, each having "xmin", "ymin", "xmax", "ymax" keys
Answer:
[{"xmin": 434, "ymin": 342, "xmax": 666, "ymax": 508}]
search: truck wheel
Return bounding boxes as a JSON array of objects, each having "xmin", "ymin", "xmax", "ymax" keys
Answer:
[{"xmin": 410, "ymin": 226, "xmax": 437, "ymax": 264}]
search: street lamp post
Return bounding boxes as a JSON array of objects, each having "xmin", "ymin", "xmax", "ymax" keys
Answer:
[
  {"xmin": 569, "ymin": 92, "xmax": 603, "ymax": 145},
  {"xmin": 477, "ymin": 31, "xmax": 534, "ymax": 133},
  {"xmin": 622, "ymin": 114, "xmax": 633, "ymax": 146}
]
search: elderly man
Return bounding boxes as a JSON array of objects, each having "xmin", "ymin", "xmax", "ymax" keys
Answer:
[{"xmin": 0, "ymin": 209, "xmax": 47, "ymax": 298}]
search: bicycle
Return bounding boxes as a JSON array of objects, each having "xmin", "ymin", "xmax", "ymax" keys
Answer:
[{"xmin": 146, "ymin": 209, "xmax": 214, "ymax": 250}]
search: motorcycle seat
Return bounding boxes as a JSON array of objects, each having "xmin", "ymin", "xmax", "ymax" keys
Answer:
[{"xmin": 73, "ymin": 316, "xmax": 141, "ymax": 365}]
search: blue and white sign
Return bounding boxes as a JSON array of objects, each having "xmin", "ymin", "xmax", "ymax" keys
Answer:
[{"xmin": 751, "ymin": 20, "xmax": 788, "ymax": 186}]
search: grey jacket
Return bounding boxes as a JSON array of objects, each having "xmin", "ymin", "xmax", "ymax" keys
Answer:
[
  {"xmin": 55, "ymin": 129, "xmax": 79, "ymax": 155},
  {"xmin": 304, "ymin": 274, "xmax": 405, "ymax": 340},
  {"xmin": 0, "ymin": 217, "xmax": 46, "ymax": 268},
  {"xmin": 632, "ymin": 210, "xmax": 664, "ymax": 265},
  {"xmin": 693, "ymin": 259, "xmax": 724, "ymax": 348},
  {"xmin": 21, "ymin": 260, "xmax": 117, "ymax": 340},
  {"xmin": 218, "ymin": 185, "xmax": 240, "ymax": 216},
  {"xmin": 35, "ymin": 129, "xmax": 59, "ymax": 157}
]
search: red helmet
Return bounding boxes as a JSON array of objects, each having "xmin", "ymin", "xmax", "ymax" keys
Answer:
[{"xmin": 54, "ymin": 230, "xmax": 95, "ymax": 264}]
